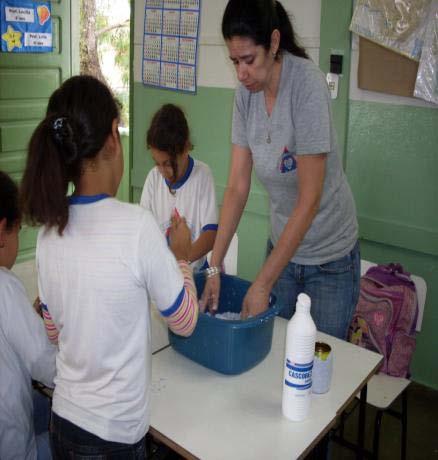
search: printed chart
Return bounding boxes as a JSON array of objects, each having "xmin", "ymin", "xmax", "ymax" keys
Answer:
[{"xmin": 143, "ymin": 0, "xmax": 200, "ymax": 93}]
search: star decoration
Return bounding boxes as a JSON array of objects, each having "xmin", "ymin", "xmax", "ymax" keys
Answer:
[{"xmin": 2, "ymin": 25, "xmax": 22, "ymax": 52}]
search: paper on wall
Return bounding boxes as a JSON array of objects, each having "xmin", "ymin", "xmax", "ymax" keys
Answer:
[
  {"xmin": 350, "ymin": 0, "xmax": 432, "ymax": 60},
  {"xmin": 414, "ymin": 2, "xmax": 438, "ymax": 104}
]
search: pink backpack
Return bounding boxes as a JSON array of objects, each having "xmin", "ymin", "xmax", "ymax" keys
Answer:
[{"xmin": 349, "ymin": 263, "xmax": 418, "ymax": 378}]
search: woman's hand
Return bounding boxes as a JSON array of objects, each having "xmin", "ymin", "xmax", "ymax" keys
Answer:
[
  {"xmin": 241, "ymin": 281, "xmax": 270, "ymax": 319},
  {"xmin": 169, "ymin": 214, "xmax": 191, "ymax": 261},
  {"xmin": 199, "ymin": 274, "xmax": 220, "ymax": 313}
]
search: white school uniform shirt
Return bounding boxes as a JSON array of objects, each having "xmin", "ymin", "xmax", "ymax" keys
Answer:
[
  {"xmin": 36, "ymin": 195, "xmax": 185, "ymax": 444},
  {"xmin": 140, "ymin": 157, "xmax": 218, "ymax": 272},
  {"xmin": 0, "ymin": 268, "xmax": 56, "ymax": 460}
]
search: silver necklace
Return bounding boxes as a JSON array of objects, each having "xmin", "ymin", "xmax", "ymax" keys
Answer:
[
  {"xmin": 265, "ymin": 59, "xmax": 281, "ymax": 144},
  {"xmin": 265, "ymin": 99, "xmax": 275, "ymax": 144},
  {"xmin": 266, "ymin": 115, "xmax": 273, "ymax": 144}
]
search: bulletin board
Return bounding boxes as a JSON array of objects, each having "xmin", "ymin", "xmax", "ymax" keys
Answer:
[
  {"xmin": 0, "ymin": 0, "xmax": 52, "ymax": 53},
  {"xmin": 142, "ymin": 0, "xmax": 200, "ymax": 93}
]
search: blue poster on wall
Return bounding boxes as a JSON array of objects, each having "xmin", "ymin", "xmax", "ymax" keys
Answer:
[{"xmin": 0, "ymin": 0, "xmax": 52, "ymax": 53}]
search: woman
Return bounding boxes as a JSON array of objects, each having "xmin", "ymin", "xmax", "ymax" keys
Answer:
[
  {"xmin": 200, "ymin": 0, "xmax": 359, "ymax": 340},
  {"xmin": 20, "ymin": 75, "xmax": 198, "ymax": 457}
]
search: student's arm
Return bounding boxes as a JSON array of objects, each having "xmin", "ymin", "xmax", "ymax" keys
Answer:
[
  {"xmin": 188, "ymin": 165, "xmax": 218, "ymax": 263},
  {"xmin": 161, "ymin": 259, "xmax": 198, "ymax": 337},
  {"xmin": 36, "ymin": 269, "xmax": 59, "ymax": 345},
  {"xmin": 3, "ymin": 278, "xmax": 56, "ymax": 388},
  {"xmin": 41, "ymin": 302, "xmax": 59, "ymax": 345},
  {"xmin": 188, "ymin": 230, "xmax": 216, "ymax": 263},
  {"xmin": 138, "ymin": 212, "xmax": 198, "ymax": 337}
]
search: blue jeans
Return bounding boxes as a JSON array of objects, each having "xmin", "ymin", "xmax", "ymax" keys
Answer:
[
  {"xmin": 36, "ymin": 432, "xmax": 52, "ymax": 460},
  {"xmin": 33, "ymin": 389, "xmax": 52, "ymax": 460},
  {"xmin": 50, "ymin": 412, "xmax": 146, "ymax": 459},
  {"xmin": 268, "ymin": 240, "xmax": 360, "ymax": 340}
]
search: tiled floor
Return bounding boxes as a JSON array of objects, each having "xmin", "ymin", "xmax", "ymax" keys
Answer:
[{"xmin": 330, "ymin": 381, "xmax": 438, "ymax": 459}]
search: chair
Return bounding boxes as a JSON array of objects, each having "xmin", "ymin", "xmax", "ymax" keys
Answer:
[
  {"xmin": 361, "ymin": 260, "xmax": 426, "ymax": 459},
  {"xmin": 336, "ymin": 260, "xmax": 427, "ymax": 459}
]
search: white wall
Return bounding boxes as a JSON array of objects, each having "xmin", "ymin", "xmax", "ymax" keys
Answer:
[{"xmin": 134, "ymin": 0, "xmax": 322, "ymax": 88}]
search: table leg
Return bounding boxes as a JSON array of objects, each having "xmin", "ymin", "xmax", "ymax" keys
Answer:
[{"xmin": 357, "ymin": 384, "xmax": 368, "ymax": 460}]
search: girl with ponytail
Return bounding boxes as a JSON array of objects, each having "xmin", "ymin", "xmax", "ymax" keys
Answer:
[
  {"xmin": 20, "ymin": 75, "xmax": 199, "ymax": 457},
  {"xmin": 21, "ymin": 75, "xmax": 120, "ymax": 234}
]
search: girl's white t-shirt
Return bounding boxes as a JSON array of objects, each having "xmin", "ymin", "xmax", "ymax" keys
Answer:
[
  {"xmin": 36, "ymin": 197, "xmax": 184, "ymax": 444},
  {"xmin": 140, "ymin": 157, "xmax": 218, "ymax": 272}
]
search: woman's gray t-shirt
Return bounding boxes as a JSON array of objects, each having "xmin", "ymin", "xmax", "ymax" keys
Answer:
[{"xmin": 232, "ymin": 52, "xmax": 358, "ymax": 265}]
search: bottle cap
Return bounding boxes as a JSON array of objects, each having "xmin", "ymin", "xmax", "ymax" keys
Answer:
[{"xmin": 296, "ymin": 293, "xmax": 311, "ymax": 312}]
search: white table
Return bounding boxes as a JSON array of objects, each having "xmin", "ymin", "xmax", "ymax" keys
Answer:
[{"xmin": 149, "ymin": 317, "xmax": 382, "ymax": 459}]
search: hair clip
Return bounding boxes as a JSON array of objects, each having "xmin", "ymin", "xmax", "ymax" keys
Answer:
[
  {"xmin": 51, "ymin": 117, "xmax": 70, "ymax": 147},
  {"xmin": 53, "ymin": 117, "xmax": 67, "ymax": 132}
]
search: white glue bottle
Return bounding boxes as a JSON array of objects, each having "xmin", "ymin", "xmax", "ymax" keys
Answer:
[{"xmin": 282, "ymin": 293, "xmax": 317, "ymax": 422}]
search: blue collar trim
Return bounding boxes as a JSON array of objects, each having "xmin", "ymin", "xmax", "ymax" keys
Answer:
[
  {"xmin": 69, "ymin": 194, "xmax": 110, "ymax": 205},
  {"xmin": 165, "ymin": 156, "xmax": 194, "ymax": 190}
]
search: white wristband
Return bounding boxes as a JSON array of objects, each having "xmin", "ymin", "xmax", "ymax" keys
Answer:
[{"xmin": 205, "ymin": 266, "xmax": 220, "ymax": 279}]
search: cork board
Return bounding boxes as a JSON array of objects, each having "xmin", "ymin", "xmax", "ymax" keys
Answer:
[{"xmin": 358, "ymin": 37, "xmax": 419, "ymax": 97}]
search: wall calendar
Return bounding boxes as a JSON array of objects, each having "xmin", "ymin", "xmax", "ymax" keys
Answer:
[{"xmin": 143, "ymin": 0, "xmax": 200, "ymax": 93}]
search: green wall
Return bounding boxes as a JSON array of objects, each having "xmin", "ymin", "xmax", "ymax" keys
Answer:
[
  {"xmin": 132, "ymin": 2, "xmax": 438, "ymax": 388},
  {"xmin": 320, "ymin": 1, "xmax": 438, "ymax": 389},
  {"xmin": 346, "ymin": 100, "xmax": 438, "ymax": 388}
]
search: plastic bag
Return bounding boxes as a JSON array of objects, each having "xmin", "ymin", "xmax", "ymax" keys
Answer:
[
  {"xmin": 350, "ymin": 0, "xmax": 432, "ymax": 60},
  {"xmin": 414, "ymin": 2, "xmax": 438, "ymax": 104}
]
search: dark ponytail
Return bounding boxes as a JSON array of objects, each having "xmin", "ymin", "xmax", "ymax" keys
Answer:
[
  {"xmin": 275, "ymin": 1, "xmax": 308, "ymax": 58},
  {"xmin": 21, "ymin": 117, "xmax": 76, "ymax": 233},
  {"xmin": 20, "ymin": 75, "xmax": 119, "ymax": 235},
  {"xmin": 222, "ymin": 0, "xmax": 308, "ymax": 59}
]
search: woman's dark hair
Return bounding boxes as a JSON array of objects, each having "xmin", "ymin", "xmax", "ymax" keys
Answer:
[
  {"xmin": 0, "ymin": 171, "xmax": 20, "ymax": 231},
  {"xmin": 20, "ymin": 75, "xmax": 119, "ymax": 235},
  {"xmin": 146, "ymin": 104, "xmax": 193, "ymax": 186},
  {"xmin": 222, "ymin": 0, "xmax": 308, "ymax": 59}
]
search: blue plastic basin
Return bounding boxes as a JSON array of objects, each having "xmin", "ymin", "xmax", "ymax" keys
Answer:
[{"xmin": 168, "ymin": 273, "xmax": 281, "ymax": 375}]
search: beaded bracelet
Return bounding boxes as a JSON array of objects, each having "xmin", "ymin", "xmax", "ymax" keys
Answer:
[{"xmin": 205, "ymin": 266, "xmax": 220, "ymax": 278}]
